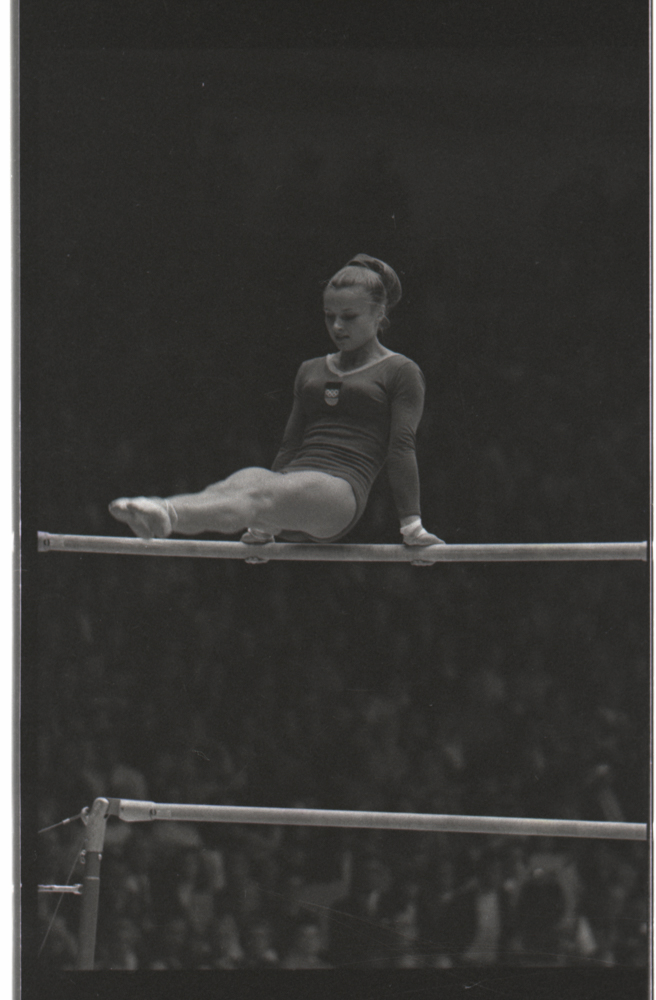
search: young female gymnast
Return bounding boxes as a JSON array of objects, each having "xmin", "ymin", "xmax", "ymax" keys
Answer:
[{"xmin": 109, "ymin": 254, "xmax": 443, "ymax": 548}]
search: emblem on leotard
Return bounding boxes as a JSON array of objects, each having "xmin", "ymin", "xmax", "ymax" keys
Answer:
[{"xmin": 324, "ymin": 382, "xmax": 341, "ymax": 407}]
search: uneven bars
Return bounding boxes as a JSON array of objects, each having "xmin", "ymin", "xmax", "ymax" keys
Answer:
[
  {"xmin": 107, "ymin": 799, "xmax": 647, "ymax": 841},
  {"xmin": 37, "ymin": 533, "xmax": 648, "ymax": 563}
]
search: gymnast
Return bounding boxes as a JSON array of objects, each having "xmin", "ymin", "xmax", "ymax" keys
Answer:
[{"xmin": 109, "ymin": 254, "xmax": 444, "ymax": 548}]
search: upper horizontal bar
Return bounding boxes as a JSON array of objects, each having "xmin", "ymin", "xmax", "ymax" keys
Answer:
[
  {"xmin": 108, "ymin": 799, "xmax": 647, "ymax": 841},
  {"xmin": 37, "ymin": 533, "xmax": 648, "ymax": 563}
]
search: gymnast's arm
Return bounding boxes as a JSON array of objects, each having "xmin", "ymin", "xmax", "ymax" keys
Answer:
[
  {"xmin": 386, "ymin": 362, "xmax": 443, "ymax": 545},
  {"xmin": 271, "ymin": 368, "xmax": 307, "ymax": 471}
]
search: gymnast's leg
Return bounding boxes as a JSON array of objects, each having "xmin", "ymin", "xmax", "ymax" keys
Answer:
[{"xmin": 109, "ymin": 469, "xmax": 357, "ymax": 541}]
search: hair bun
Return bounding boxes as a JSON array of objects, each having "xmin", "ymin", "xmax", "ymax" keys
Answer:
[{"xmin": 346, "ymin": 254, "xmax": 402, "ymax": 309}]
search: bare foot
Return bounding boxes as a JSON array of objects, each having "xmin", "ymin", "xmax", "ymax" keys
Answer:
[{"xmin": 109, "ymin": 497, "xmax": 173, "ymax": 540}]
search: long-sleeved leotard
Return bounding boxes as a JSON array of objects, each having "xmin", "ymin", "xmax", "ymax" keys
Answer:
[{"xmin": 272, "ymin": 352, "xmax": 426, "ymax": 541}]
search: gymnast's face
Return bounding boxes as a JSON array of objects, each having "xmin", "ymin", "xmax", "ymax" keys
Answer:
[{"xmin": 323, "ymin": 286, "xmax": 384, "ymax": 354}]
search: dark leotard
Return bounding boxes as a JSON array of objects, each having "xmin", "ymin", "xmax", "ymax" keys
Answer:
[{"xmin": 272, "ymin": 352, "xmax": 426, "ymax": 541}]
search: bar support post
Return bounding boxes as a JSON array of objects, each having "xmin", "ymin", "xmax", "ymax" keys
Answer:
[{"xmin": 75, "ymin": 797, "xmax": 109, "ymax": 971}]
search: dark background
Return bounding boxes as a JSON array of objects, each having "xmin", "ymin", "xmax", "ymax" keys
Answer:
[
  {"xmin": 25, "ymin": 47, "xmax": 649, "ymax": 544},
  {"xmin": 21, "ymin": 2, "xmax": 650, "ymax": 997}
]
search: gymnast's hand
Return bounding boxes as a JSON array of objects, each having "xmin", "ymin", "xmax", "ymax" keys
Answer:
[
  {"xmin": 241, "ymin": 528, "xmax": 276, "ymax": 544},
  {"xmin": 400, "ymin": 517, "xmax": 445, "ymax": 546}
]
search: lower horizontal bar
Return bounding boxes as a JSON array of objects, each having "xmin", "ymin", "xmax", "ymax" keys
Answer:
[
  {"xmin": 38, "ymin": 533, "xmax": 648, "ymax": 563},
  {"xmin": 109, "ymin": 799, "xmax": 647, "ymax": 841}
]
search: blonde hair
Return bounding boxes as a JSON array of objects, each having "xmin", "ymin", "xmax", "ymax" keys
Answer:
[{"xmin": 326, "ymin": 254, "xmax": 402, "ymax": 330}]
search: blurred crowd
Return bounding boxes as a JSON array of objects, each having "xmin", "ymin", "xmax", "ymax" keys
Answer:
[
  {"xmin": 35, "ymin": 519, "xmax": 648, "ymax": 969},
  {"xmin": 39, "ymin": 820, "xmax": 648, "ymax": 970}
]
